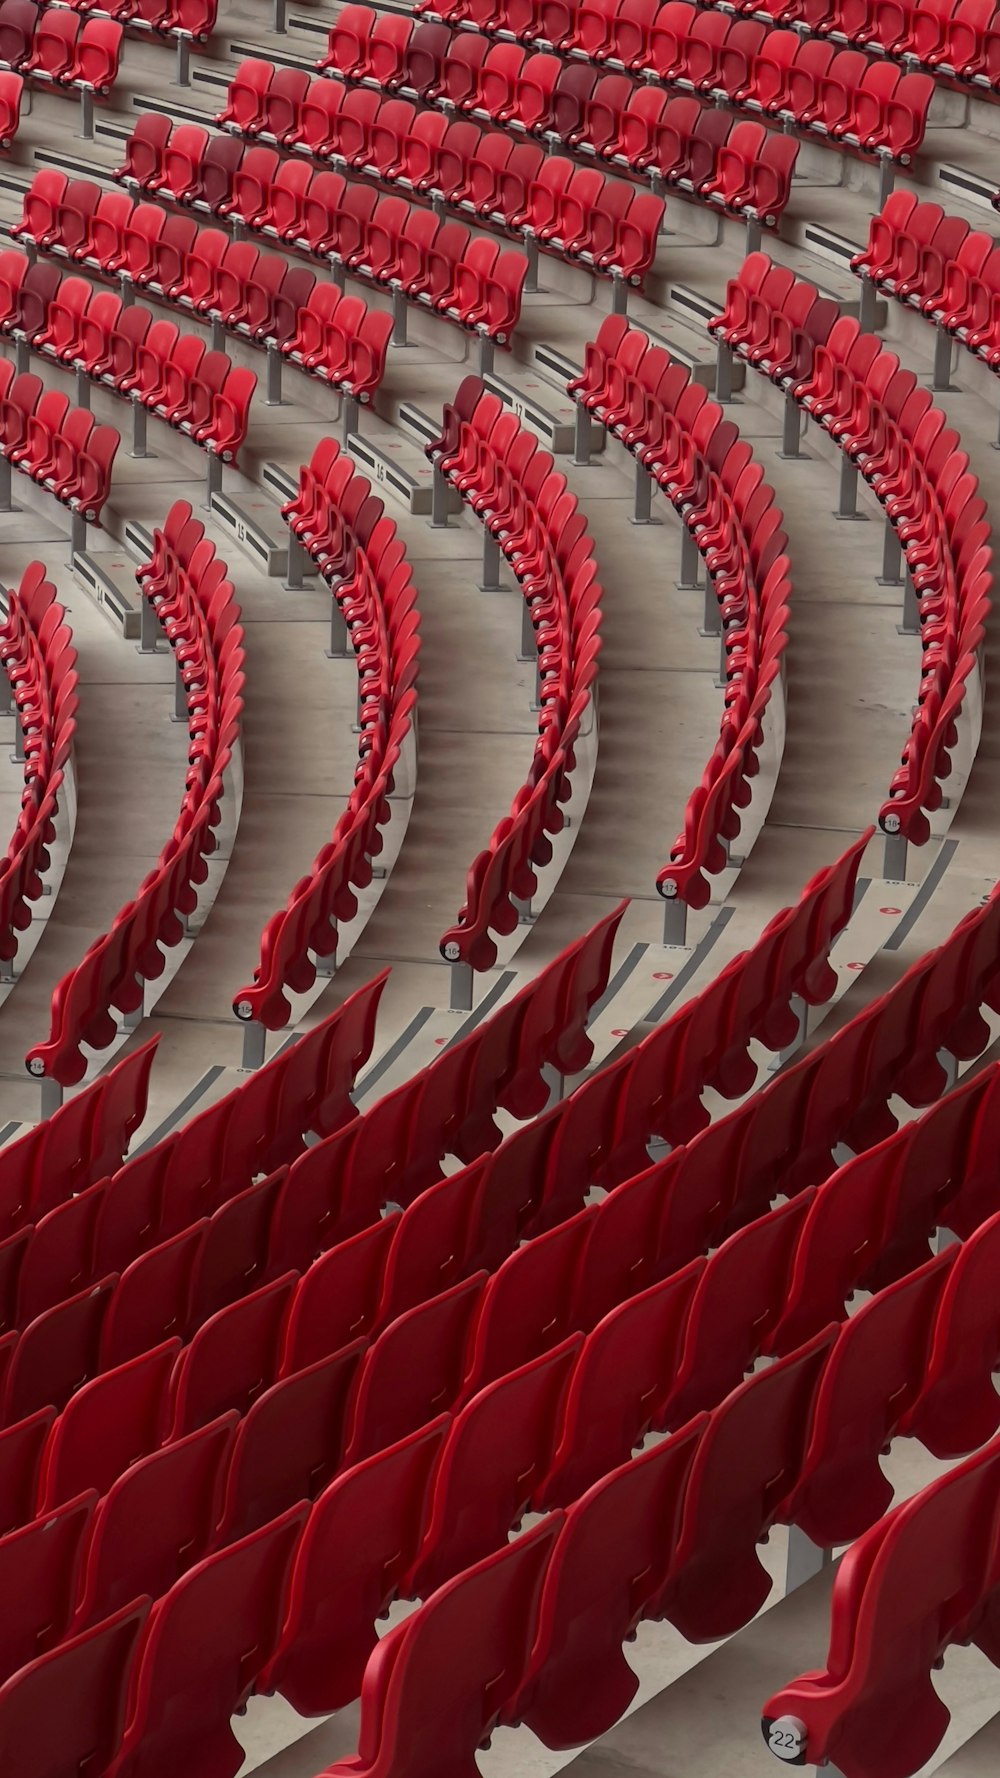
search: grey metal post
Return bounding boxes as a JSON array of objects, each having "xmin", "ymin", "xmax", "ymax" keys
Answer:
[
  {"xmin": 391, "ymin": 288, "xmax": 408, "ymax": 346},
  {"xmin": 130, "ymin": 399, "xmax": 148, "ymax": 458},
  {"xmin": 327, "ymin": 597, "xmax": 349, "ymax": 657},
  {"xmin": 75, "ymin": 367, "xmax": 90, "ymax": 410},
  {"xmin": 661, "ymin": 896, "xmax": 688, "ymax": 946},
  {"xmin": 240, "ymin": 1020, "xmax": 267, "ymax": 1070},
  {"xmin": 480, "ymin": 531, "xmax": 503, "ymax": 591},
  {"xmin": 745, "ymin": 214, "xmax": 762, "ymax": 258},
  {"xmin": 79, "ymin": 86, "xmax": 95, "ymax": 140},
  {"xmin": 877, "ymin": 152, "xmax": 895, "ymax": 209},
  {"xmin": 341, "ymin": 394, "xmax": 360, "ymax": 442},
  {"xmin": 631, "ymin": 461, "xmax": 658, "ymax": 524},
  {"xmin": 265, "ymin": 345, "xmax": 283, "ymax": 406},
  {"xmin": 478, "ymin": 334, "xmax": 495, "ymax": 375},
  {"xmin": 121, "ymin": 997, "xmax": 144, "ymax": 1031},
  {"xmin": 314, "ymin": 945, "xmax": 337, "ymax": 977},
  {"xmin": 610, "ymin": 273, "xmax": 628, "ymax": 316},
  {"xmin": 0, "ymin": 455, "xmax": 12, "ymax": 512},
  {"xmin": 834, "ymin": 453, "xmax": 863, "ymax": 520},
  {"xmin": 715, "ymin": 339, "xmax": 734, "ymax": 404},
  {"xmin": 0, "ymin": 670, "xmax": 11, "ymax": 716},
  {"xmin": 175, "ymin": 34, "xmax": 191, "ymax": 85},
  {"xmin": 779, "ymin": 390, "xmax": 803, "ymax": 459},
  {"xmin": 284, "ymin": 533, "xmax": 308, "ymax": 591},
  {"xmin": 450, "ymin": 959, "xmax": 473, "ymax": 1012},
  {"xmin": 210, "ymin": 317, "xmax": 225, "ymax": 354},
  {"xmin": 430, "ymin": 462, "xmax": 449, "ymax": 528},
  {"xmin": 204, "ymin": 451, "xmax": 223, "ymax": 508},
  {"xmin": 119, "ymin": 275, "xmax": 134, "ymax": 309},
  {"xmin": 931, "ymin": 322, "xmax": 954, "ymax": 392},
  {"xmin": 330, "ymin": 258, "xmax": 347, "ymax": 293},
  {"xmin": 898, "ymin": 570, "xmax": 919, "ymax": 635},
  {"xmin": 700, "ymin": 580, "xmax": 721, "ymax": 636},
  {"xmin": 524, "ymin": 236, "xmax": 540, "ymax": 294},
  {"xmin": 882, "ymin": 825, "xmax": 908, "ymax": 879},
  {"xmin": 14, "ymin": 338, "xmax": 29, "ymax": 376},
  {"xmin": 785, "ymin": 1526, "xmax": 832, "ymax": 1592},
  {"xmin": 69, "ymin": 510, "xmax": 86, "ymax": 560},
  {"xmin": 137, "ymin": 595, "xmax": 160, "ymax": 654},
  {"xmin": 679, "ymin": 524, "xmax": 702, "ymax": 592},
  {"xmin": 518, "ymin": 597, "xmax": 535, "ymax": 662},
  {"xmin": 173, "ymin": 660, "xmax": 188, "ymax": 723},
  {"xmin": 513, "ymin": 895, "xmax": 534, "ymax": 924},
  {"xmin": 858, "ymin": 273, "xmax": 878, "ymax": 335},
  {"xmin": 879, "ymin": 517, "xmax": 903, "ymax": 586},
  {"xmin": 10, "ymin": 710, "xmax": 24, "ymax": 763},
  {"xmin": 273, "ymin": 0, "xmax": 286, "ymax": 28},
  {"xmin": 40, "ymin": 1077, "xmax": 64, "ymax": 1117},
  {"xmin": 572, "ymin": 401, "xmax": 591, "ymax": 467}
]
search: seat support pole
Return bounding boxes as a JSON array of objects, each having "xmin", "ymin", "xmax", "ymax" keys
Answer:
[
  {"xmin": 833, "ymin": 453, "xmax": 865, "ymax": 521},
  {"xmin": 327, "ymin": 596, "xmax": 349, "ymax": 658},
  {"xmin": 205, "ymin": 451, "xmax": 223, "ymax": 509},
  {"xmin": 785, "ymin": 1526, "xmax": 832, "ymax": 1592},
  {"xmin": 679, "ymin": 524, "xmax": 702, "ymax": 593},
  {"xmin": 283, "ymin": 533, "xmax": 308, "ymax": 592},
  {"xmin": 240, "ymin": 1021, "xmax": 266, "ymax": 1071},
  {"xmin": 75, "ymin": 367, "xmax": 90, "ymax": 410},
  {"xmin": 931, "ymin": 321, "xmax": 955, "ymax": 392},
  {"xmin": 391, "ymin": 287, "xmax": 408, "ymax": 347},
  {"xmin": 523, "ymin": 236, "xmax": 540, "ymax": 294},
  {"xmin": 898, "ymin": 569, "xmax": 919, "ymax": 636},
  {"xmin": 878, "ymin": 517, "xmax": 904, "ymax": 586},
  {"xmin": 130, "ymin": 399, "xmax": 148, "ymax": 459},
  {"xmin": 39, "ymin": 1078, "xmax": 63, "ymax": 1117},
  {"xmin": 430, "ymin": 462, "xmax": 449, "ymax": 528},
  {"xmin": 778, "ymin": 390, "xmax": 804, "ymax": 459},
  {"xmin": 610, "ymin": 272, "xmax": 628, "ymax": 315},
  {"xmin": 572, "ymin": 401, "xmax": 591, "ymax": 467},
  {"xmin": 174, "ymin": 35, "xmax": 191, "ymax": 85},
  {"xmin": 79, "ymin": 86, "xmax": 95, "ymax": 140},
  {"xmin": 661, "ymin": 897, "xmax": 688, "ymax": 946},
  {"xmin": 341, "ymin": 394, "xmax": 360, "ymax": 442},
  {"xmin": 876, "ymin": 152, "xmax": 895, "ymax": 208},
  {"xmin": 714, "ymin": 340, "xmax": 734, "ymax": 404},
  {"xmin": 0, "ymin": 455, "xmax": 13, "ymax": 512},
  {"xmin": 630, "ymin": 461, "xmax": 658, "ymax": 525},
  {"xmin": 480, "ymin": 530, "xmax": 503, "ymax": 591},
  {"xmin": 858, "ymin": 272, "xmax": 878, "ymax": 335},
  {"xmin": 265, "ymin": 344, "xmax": 283, "ymax": 406},
  {"xmin": 882, "ymin": 828, "xmax": 908, "ymax": 879},
  {"xmin": 137, "ymin": 594, "xmax": 160, "ymax": 655},
  {"xmin": 477, "ymin": 334, "xmax": 495, "ymax": 375},
  {"xmin": 449, "ymin": 960, "xmax": 473, "ymax": 1012},
  {"xmin": 69, "ymin": 510, "xmax": 86, "ymax": 560},
  {"xmin": 744, "ymin": 214, "xmax": 762, "ymax": 257}
]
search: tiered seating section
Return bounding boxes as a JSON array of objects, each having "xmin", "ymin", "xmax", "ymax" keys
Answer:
[
  {"xmin": 569, "ymin": 315, "xmax": 788, "ymax": 924},
  {"xmin": 203, "ymin": 68, "xmax": 664, "ymax": 298},
  {"xmin": 232, "ymin": 442, "xmax": 420, "ymax": 1032},
  {"xmin": 0, "ymin": 564, "xmax": 77, "ymax": 972},
  {"xmin": 0, "ymin": 254, "xmax": 257, "ymax": 467},
  {"xmin": 711, "ymin": 0, "xmax": 1000, "ymax": 91},
  {"xmin": 710, "ymin": 253, "xmax": 992, "ymax": 850},
  {"xmin": 0, "ymin": 361, "xmax": 118, "ymax": 524},
  {"xmin": 24, "ymin": 509, "xmax": 243, "ymax": 1087},
  {"xmin": 427, "ymin": 377, "xmax": 602, "ymax": 976},
  {"xmin": 210, "ymin": 74, "xmax": 529, "ymax": 350},
  {"xmin": 853, "ymin": 191, "xmax": 1000, "ymax": 373},
  {"xmin": 309, "ymin": 14, "xmax": 799, "ymax": 231}
]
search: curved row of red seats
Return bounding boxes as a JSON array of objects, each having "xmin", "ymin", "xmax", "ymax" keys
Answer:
[
  {"xmin": 0, "ymin": 910, "xmax": 622, "ymax": 1337},
  {"xmin": 231, "ymin": 440, "xmax": 419, "ymax": 1031},
  {"xmin": 23, "ymin": 514, "xmax": 244, "ymax": 1087},
  {"xmin": 427, "ymin": 376, "xmax": 602, "ymax": 974},
  {"xmin": 0, "ymin": 360, "xmax": 118, "ymax": 521},
  {"xmin": 399, "ymin": 0, "xmax": 934, "ymax": 163},
  {"xmin": 763, "ymin": 1411, "xmax": 1000, "ymax": 1777},
  {"xmin": 129, "ymin": 97, "xmax": 665, "ymax": 291},
  {"xmin": 0, "ymin": 0, "xmax": 120, "ymax": 88},
  {"xmin": 569, "ymin": 313, "xmax": 789, "ymax": 909},
  {"xmin": 41, "ymin": 0, "xmax": 215, "ymax": 40},
  {"xmin": 0, "ymin": 564, "xmax": 77, "ymax": 967},
  {"xmin": 0, "ymin": 254, "xmax": 256, "ymax": 464},
  {"xmin": 10, "ymin": 171, "xmax": 394, "ymax": 407},
  {"xmin": 309, "ymin": 14, "xmax": 798, "ymax": 224},
  {"xmin": 710, "ymin": 252, "xmax": 993, "ymax": 847},
  {"xmin": 726, "ymin": 0, "xmax": 1000, "ymax": 90},
  {"xmin": 853, "ymin": 189, "xmax": 1000, "ymax": 369}
]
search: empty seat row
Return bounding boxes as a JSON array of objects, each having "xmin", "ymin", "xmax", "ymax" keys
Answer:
[
  {"xmin": 763, "ymin": 1423, "xmax": 1000, "ymax": 1778},
  {"xmin": 232, "ymin": 439, "xmax": 419, "ymax": 1029},
  {"xmin": 0, "ymin": 362, "xmax": 118, "ymax": 524},
  {"xmin": 217, "ymin": 49, "xmax": 797, "ymax": 231},
  {"xmin": 0, "ymin": 255, "xmax": 257, "ymax": 465},
  {"xmin": 0, "ymin": 0, "xmax": 120, "ymax": 90},
  {"xmin": 37, "ymin": 0, "xmax": 217, "ymax": 39},
  {"xmin": 0, "ymin": 563, "xmax": 77, "ymax": 972},
  {"xmin": 427, "ymin": 376, "xmax": 603, "ymax": 973},
  {"xmin": 710, "ymin": 253, "xmax": 992, "ymax": 848},
  {"xmin": 394, "ymin": 1, "xmax": 934, "ymax": 165},
  {"xmin": 121, "ymin": 108, "xmax": 665, "ymax": 295},
  {"xmin": 11, "ymin": 173, "xmax": 394, "ymax": 410},
  {"xmin": 569, "ymin": 313, "xmax": 789, "ymax": 913},
  {"xmin": 852, "ymin": 189, "xmax": 1000, "ymax": 370},
  {"xmin": 24, "ymin": 519, "xmax": 244, "ymax": 1087},
  {"xmin": 740, "ymin": 0, "xmax": 1000, "ymax": 90}
]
